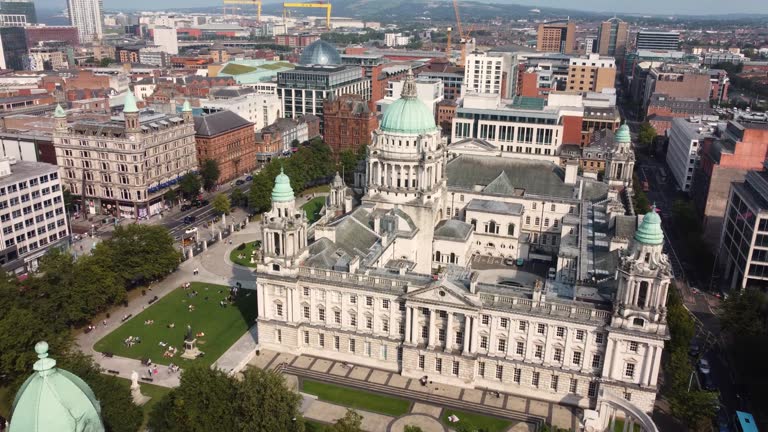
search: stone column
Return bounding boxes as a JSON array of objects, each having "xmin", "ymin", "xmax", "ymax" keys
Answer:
[
  {"xmin": 609, "ymin": 338, "xmax": 620, "ymax": 379},
  {"xmin": 445, "ymin": 311, "xmax": 454, "ymax": 350},
  {"xmin": 286, "ymin": 288, "xmax": 294, "ymax": 323},
  {"xmin": 542, "ymin": 324, "xmax": 551, "ymax": 364},
  {"xmin": 602, "ymin": 338, "xmax": 614, "ymax": 378},
  {"xmin": 642, "ymin": 345, "xmax": 653, "ymax": 386},
  {"xmin": 463, "ymin": 315, "xmax": 471, "ymax": 354},
  {"xmin": 469, "ymin": 317, "xmax": 478, "ymax": 354},
  {"xmin": 257, "ymin": 284, "xmax": 266, "ymax": 318},
  {"xmin": 405, "ymin": 307, "xmax": 413, "ymax": 344},
  {"xmin": 427, "ymin": 309, "xmax": 436, "ymax": 347},
  {"xmin": 650, "ymin": 345, "xmax": 662, "ymax": 386}
]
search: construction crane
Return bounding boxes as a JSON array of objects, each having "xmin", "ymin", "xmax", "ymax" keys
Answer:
[
  {"xmin": 283, "ymin": 1, "xmax": 332, "ymax": 30},
  {"xmin": 452, "ymin": 0, "xmax": 472, "ymax": 66},
  {"xmin": 223, "ymin": 0, "xmax": 262, "ymax": 22},
  {"xmin": 445, "ymin": 27, "xmax": 452, "ymax": 58}
]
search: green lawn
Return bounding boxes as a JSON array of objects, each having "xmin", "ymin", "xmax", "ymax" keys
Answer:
[
  {"xmin": 114, "ymin": 377, "xmax": 172, "ymax": 429},
  {"xmin": 301, "ymin": 380, "xmax": 411, "ymax": 417},
  {"xmin": 301, "ymin": 185, "xmax": 331, "ymax": 195},
  {"xmin": 301, "ymin": 197, "xmax": 326, "ymax": 224},
  {"xmin": 305, "ymin": 419, "xmax": 330, "ymax": 432},
  {"xmin": 614, "ymin": 419, "xmax": 641, "ymax": 432},
  {"xmin": 94, "ymin": 283, "xmax": 257, "ymax": 368},
  {"xmin": 440, "ymin": 409, "xmax": 512, "ymax": 432},
  {"xmin": 229, "ymin": 240, "xmax": 261, "ymax": 267}
]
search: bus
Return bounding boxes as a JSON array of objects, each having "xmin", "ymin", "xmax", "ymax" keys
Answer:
[{"xmin": 735, "ymin": 411, "xmax": 759, "ymax": 432}]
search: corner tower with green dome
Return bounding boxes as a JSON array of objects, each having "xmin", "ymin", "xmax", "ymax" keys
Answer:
[
  {"xmin": 258, "ymin": 168, "xmax": 308, "ymax": 275},
  {"xmin": 605, "ymin": 123, "xmax": 636, "ymax": 187},
  {"xmin": 9, "ymin": 342, "xmax": 104, "ymax": 432}
]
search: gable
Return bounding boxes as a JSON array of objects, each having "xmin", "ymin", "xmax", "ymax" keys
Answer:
[
  {"xmin": 448, "ymin": 138, "xmax": 497, "ymax": 152},
  {"xmin": 405, "ymin": 280, "xmax": 482, "ymax": 310}
]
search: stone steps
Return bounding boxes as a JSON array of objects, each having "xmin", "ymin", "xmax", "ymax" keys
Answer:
[{"xmin": 282, "ymin": 364, "xmax": 545, "ymax": 427}]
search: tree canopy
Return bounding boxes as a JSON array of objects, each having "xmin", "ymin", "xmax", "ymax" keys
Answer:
[
  {"xmin": 148, "ymin": 366, "xmax": 304, "ymax": 432},
  {"xmin": 638, "ymin": 122, "xmax": 657, "ymax": 147},
  {"xmin": 179, "ymin": 173, "xmax": 201, "ymax": 199},
  {"xmin": 200, "ymin": 159, "xmax": 221, "ymax": 191},
  {"xmin": 212, "ymin": 194, "xmax": 231, "ymax": 216}
]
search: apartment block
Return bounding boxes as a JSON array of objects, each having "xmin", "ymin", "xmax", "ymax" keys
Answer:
[
  {"xmin": 536, "ymin": 20, "xmax": 575, "ymax": 54},
  {"xmin": 566, "ymin": 54, "xmax": 616, "ymax": 93}
]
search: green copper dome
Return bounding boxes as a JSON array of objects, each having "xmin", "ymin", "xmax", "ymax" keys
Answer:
[
  {"xmin": 54, "ymin": 104, "xmax": 66, "ymax": 118},
  {"xmin": 615, "ymin": 124, "xmax": 631, "ymax": 143},
  {"xmin": 379, "ymin": 68, "xmax": 437, "ymax": 135},
  {"xmin": 123, "ymin": 91, "xmax": 138, "ymax": 113},
  {"xmin": 10, "ymin": 342, "xmax": 104, "ymax": 432},
  {"xmin": 634, "ymin": 207, "xmax": 664, "ymax": 245},
  {"xmin": 271, "ymin": 167, "xmax": 295, "ymax": 203}
]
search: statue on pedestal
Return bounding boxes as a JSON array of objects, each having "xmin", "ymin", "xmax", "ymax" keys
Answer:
[{"xmin": 130, "ymin": 370, "xmax": 151, "ymax": 406}]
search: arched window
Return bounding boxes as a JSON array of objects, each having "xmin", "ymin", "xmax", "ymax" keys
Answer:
[
  {"xmin": 434, "ymin": 251, "xmax": 441, "ymax": 262},
  {"xmin": 488, "ymin": 221, "xmax": 497, "ymax": 234},
  {"xmin": 449, "ymin": 252, "xmax": 456, "ymax": 264},
  {"xmin": 638, "ymin": 281, "xmax": 649, "ymax": 308},
  {"xmin": 644, "ymin": 252, "xmax": 651, "ymax": 263},
  {"xmin": 470, "ymin": 219, "xmax": 477, "ymax": 231},
  {"xmin": 507, "ymin": 223, "xmax": 515, "ymax": 236}
]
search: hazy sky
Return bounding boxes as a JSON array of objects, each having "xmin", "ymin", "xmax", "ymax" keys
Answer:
[{"xmin": 34, "ymin": 0, "xmax": 768, "ymax": 15}]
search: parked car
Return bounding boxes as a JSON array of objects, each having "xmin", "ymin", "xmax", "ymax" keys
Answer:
[
  {"xmin": 515, "ymin": 258, "xmax": 524, "ymax": 267},
  {"xmin": 199, "ymin": 199, "xmax": 209, "ymax": 206},
  {"xmin": 504, "ymin": 258, "xmax": 516, "ymax": 266},
  {"xmin": 235, "ymin": 179, "xmax": 245, "ymax": 186},
  {"xmin": 245, "ymin": 175, "xmax": 253, "ymax": 181},
  {"xmin": 180, "ymin": 204, "xmax": 191, "ymax": 211},
  {"xmin": 183, "ymin": 215, "xmax": 196, "ymax": 224},
  {"xmin": 698, "ymin": 358, "xmax": 711, "ymax": 375}
]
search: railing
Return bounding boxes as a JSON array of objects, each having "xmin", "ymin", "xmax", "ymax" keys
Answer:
[
  {"xmin": 479, "ymin": 293, "xmax": 610, "ymax": 323},
  {"xmin": 297, "ymin": 267, "xmax": 408, "ymax": 292}
]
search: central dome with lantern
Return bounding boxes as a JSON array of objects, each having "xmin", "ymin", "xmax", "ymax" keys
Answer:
[{"xmin": 379, "ymin": 68, "xmax": 438, "ymax": 135}]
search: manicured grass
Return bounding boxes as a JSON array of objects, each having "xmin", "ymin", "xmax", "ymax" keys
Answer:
[
  {"xmin": 301, "ymin": 197, "xmax": 326, "ymax": 224},
  {"xmin": 114, "ymin": 377, "xmax": 172, "ymax": 429},
  {"xmin": 305, "ymin": 419, "xmax": 330, "ymax": 432},
  {"xmin": 221, "ymin": 63, "xmax": 258, "ymax": 75},
  {"xmin": 229, "ymin": 240, "xmax": 261, "ymax": 267},
  {"xmin": 301, "ymin": 184, "xmax": 331, "ymax": 195},
  {"xmin": 440, "ymin": 409, "xmax": 512, "ymax": 432},
  {"xmin": 301, "ymin": 379, "xmax": 411, "ymax": 417},
  {"xmin": 614, "ymin": 419, "xmax": 641, "ymax": 432},
  {"xmin": 94, "ymin": 283, "xmax": 257, "ymax": 368}
]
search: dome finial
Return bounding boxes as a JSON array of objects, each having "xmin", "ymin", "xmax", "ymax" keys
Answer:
[
  {"xmin": 401, "ymin": 67, "xmax": 417, "ymax": 100},
  {"xmin": 33, "ymin": 341, "xmax": 56, "ymax": 373}
]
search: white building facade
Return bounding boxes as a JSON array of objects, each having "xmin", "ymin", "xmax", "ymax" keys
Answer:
[
  {"xmin": 67, "ymin": 0, "xmax": 103, "ymax": 43},
  {"xmin": 254, "ymin": 71, "xmax": 670, "ymax": 418},
  {"xmin": 665, "ymin": 118, "xmax": 712, "ymax": 192},
  {"xmin": 152, "ymin": 27, "xmax": 179, "ymax": 55},
  {"xmin": 377, "ymin": 77, "xmax": 444, "ymax": 119},
  {"xmin": 202, "ymin": 90, "xmax": 281, "ymax": 132},
  {"xmin": 463, "ymin": 52, "xmax": 513, "ymax": 98}
]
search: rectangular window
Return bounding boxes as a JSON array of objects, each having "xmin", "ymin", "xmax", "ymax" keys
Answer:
[
  {"xmin": 551, "ymin": 375, "xmax": 559, "ymax": 391},
  {"xmin": 629, "ymin": 341, "xmax": 638, "ymax": 352},
  {"xmin": 364, "ymin": 342, "xmax": 371, "ymax": 357},
  {"xmin": 334, "ymin": 311, "xmax": 341, "ymax": 324},
  {"xmin": 418, "ymin": 355, "xmax": 425, "ymax": 369},
  {"xmin": 495, "ymin": 365, "xmax": 503, "ymax": 380},
  {"xmin": 350, "ymin": 314, "xmax": 357, "ymax": 327},
  {"xmin": 482, "ymin": 315, "xmax": 490, "ymax": 325},
  {"xmin": 534, "ymin": 345, "xmax": 543, "ymax": 359},
  {"xmin": 556, "ymin": 327, "xmax": 565, "ymax": 337},
  {"xmin": 532, "ymin": 372, "xmax": 540, "ymax": 387},
  {"xmin": 276, "ymin": 329, "xmax": 282, "ymax": 343},
  {"xmin": 452, "ymin": 361, "xmax": 459, "ymax": 376},
  {"xmin": 588, "ymin": 381, "xmax": 598, "ymax": 397},
  {"xmin": 569, "ymin": 378, "xmax": 578, "ymax": 394},
  {"xmin": 319, "ymin": 333, "xmax": 325, "ymax": 347},
  {"xmin": 349, "ymin": 295, "xmax": 357, "ymax": 304},
  {"xmin": 349, "ymin": 339, "xmax": 356, "ymax": 353},
  {"xmin": 516, "ymin": 342, "xmax": 525, "ymax": 356},
  {"xmin": 595, "ymin": 333, "xmax": 605, "ymax": 344},
  {"xmin": 438, "ymin": 328, "xmax": 446, "ymax": 343},
  {"xmin": 276, "ymin": 304, "xmax": 283, "ymax": 317},
  {"xmin": 435, "ymin": 358, "xmax": 443, "ymax": 373},
  {"xmin": 573, "ymin": 352, "xmax": 582, "ymax": 366},
  {"xmin": 366, "ymin": 296, "xmax": 373, "ymax": 306},
  {"xmin": 500, "ymin": 318, "xmax": 509, "ymax": 328},
  {"xmin": 303, "ymin": 287, "xmax": 310, "ymax": 296},
  {"xmin": 366, "ymin": 317, "xmax": 373, "ymax": 329},
  {"xmin": 421, "ymin": 326, "xmax": 428, "ymax": 339},
  {"xmin": 537, "ymin": 323, "xmax": 545, "ymax": 335},
  {"xmin": 576, "ymin": 330, "xmax": 585, "ymax": 341},
  {"xmin": 625, "ymin": 363, "xmax": 635, "ymax": 378},
  {"xmin": 480, "ymin": 335, "xmax": 488, "ymax": 349},
  {"xmin": 513, "ymin": 368, "xmax": 521, "ymax": 384},
  {"xmin": 334, "ymin": 336, "xmax": 340, "ymax": 350},
  {"xmin": 303, "ymin": 331, "xmax": 309, "ymax": 345},
  {"xmin": 478, "ymin": 362, "xmax": 486, "ymax": 377},
  {"xmin": 591, "ymin": 354, "xmax": 601, "ymax": 369},
  {"xmin": 553, "ymin": 348, "xmax": 562, "ymax": 362},
  {"xmin": 319, "ymin": 308, "xmax": 325, "ymax": 321},
  {"xmin": 518, "ymin": 321, "xmax": 527, "ymax": 331},
  {"xmin": 382, "ymin": 320, "xmax": 389, "ymax": 333},
  {"xmin": 498, "ymin": 339, "xmax": 507, "ymax": 352},
  {"xmin": 303, "ymin": 306, "xmax": 310, "ymax": 319},
  {"xmin": 382, "ymin": 299, "xmax": 390, "ymax": 309}
]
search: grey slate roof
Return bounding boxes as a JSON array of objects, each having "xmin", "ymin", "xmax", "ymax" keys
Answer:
[
  {"xmin": 614, "ymin": 215, "xmax": 638, "ymax": 239},
  {"xmin": 466, "ymin": 199, "xmax": 523, "ymax": 216},
  {"xmin": 434, "ymin": 219, "xmax": 473, "ymax": 241},
  {"xmin": 194, "ymin": 110, "xmax": 253, "ymax": 137}
]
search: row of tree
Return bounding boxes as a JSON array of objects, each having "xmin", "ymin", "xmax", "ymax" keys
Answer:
[
  {"xmin": 0, "ymin": 224, "xmax": 181, "ymax": 431},
  {"xmin": 663, "ymin": 286, "xmax": 719, "ymax": 430}
]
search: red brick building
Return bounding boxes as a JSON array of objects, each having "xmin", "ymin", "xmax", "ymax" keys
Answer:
[
  {"xmin": 646, "ymin": 95, "xmax": 712, "ymax": 136},
  {"xmin": 323, "ymin": 94, "xmax": 377, "ymax": 155},
  {"xmin": 436, "ymin": 99, "xmax": 457, "ymax": 136},
  {"xmin": 193, "ymin": 111, "xmax": 257, "ymax": 184},
  {"xmin": 274, "ymin": 33, "xmax": 319, "ymax": 48},
  {"xmin": 25, "ymin": 26, "xmax": 79, "ymax": 47}
]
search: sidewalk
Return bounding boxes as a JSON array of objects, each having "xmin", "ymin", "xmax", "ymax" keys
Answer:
[{"xmin": 249, "ymin": 349, "xmax": 575, "ymax": 431}]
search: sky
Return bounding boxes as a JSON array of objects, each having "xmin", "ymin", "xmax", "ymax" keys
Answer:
[{"xmin": 33, "ymin": 0, "xmax": 768, "ymax": 15}]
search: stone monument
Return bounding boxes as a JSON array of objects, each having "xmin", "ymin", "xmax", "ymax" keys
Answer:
[
  {"xmin": 130, "ymin": 370, "xmax": 151, "ymax": 406},
  {"xmin": 181, "ymin": 324, "xmax": 202, "ymax": 360}
]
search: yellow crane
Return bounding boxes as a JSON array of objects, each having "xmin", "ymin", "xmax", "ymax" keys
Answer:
[
  {"xmin": 445, "ymin": 26, "xmax": 452, "ymax": 58},
  {"xmin": 453, "ymin": 0, "xmax": 472, "ymax": 66},
  {"xmin": 283, "ymin": 1, "xmax": 332, "ymax": 30},
  {"xmin": 223, "ymin": 0, "xmax": 262, "ymax": 22}
]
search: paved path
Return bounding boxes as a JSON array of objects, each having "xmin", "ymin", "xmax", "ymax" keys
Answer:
[{"xmin": 249, "ymin": 349, "xmax": 580, "ymax": 431}]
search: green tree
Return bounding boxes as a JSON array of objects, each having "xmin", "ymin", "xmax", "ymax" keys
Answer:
[
  {"xmin": 249, "ymin": 173, "xmax": 273, "ymax": 212},
  {"xmin": 230, "ymin": 187, "xmax": 247, "ymax": 208},
  {"xmin": 212, "ymin": 193, "xmax": 231, "ymax": 224},
  {"xmin": 98, "ymin": 224, "xmax": 180, "ymax": 286},
  {"xmin": 164, "ymin": 189, "xmax": 177, "ymax": 206},
  {"xmin": 100, "ymin": 57, "xmax": 114, "ymax": 67},
  {"xmin": 327, "ymin": 410, "xmax": 363, "ymax": 432},
  {"xmin": 669, "ymin": 389, "xmax": 719, "ymax": 430},
  {"xmin": 236, "ymin": 368, "xmax": 305, "ymax": 432},
  {"xmin": 200, "ymin": 159, "xmax": 221, "ymax": 191},
  {"xmin": 638, "ymin": 122, "xmax": 657, "ymax": 147},
  {"xmin": 63, "ymin": 187, "xmax": 74, "ymax": 214},
  {"xmin": 179, "ymin": 173, "xmax": 201, "ymax": 200}
]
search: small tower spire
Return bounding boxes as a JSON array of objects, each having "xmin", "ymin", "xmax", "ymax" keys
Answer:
[{"xmin": 400, "ymin": 67, "xmax": 417, "ymax": 100}]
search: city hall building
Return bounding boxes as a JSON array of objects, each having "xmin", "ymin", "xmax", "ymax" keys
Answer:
[{"xmin": 255, "ymin": 70, "xmax": 670, "ymax": 416}]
